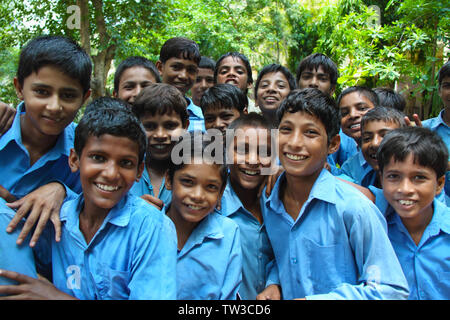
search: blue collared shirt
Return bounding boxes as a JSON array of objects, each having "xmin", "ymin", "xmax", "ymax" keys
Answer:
[
  {"xmin": 422, "ymin": 110, "xmax": 450, "ymax": 198},
  {"xmin": 341, "ymin": 151, "xmax": 377, "ymax": 187},
  {"xmin": 262, "ymin": 169, "xmax": 409, "ymax": 300},
  {"xmin": 0, "ymin": 102, "xmax": 81, "ymax": 200},
  {"xmin": 186, "ymin": 97, "xmax": 205, "ymax": 132},
  {"xmin": 164, "ymin": 205, "xmax": 242, "ymax": 300},
  {"xmin": 385, "ymin": 199, "xmax": 450, "ymax": 300},
  {"xmin": 34, "ymin": 193, "xmax": 178, "ymax": 300},
  {"xmin": 219, "ymin": 180, "xmax": 278, "ymax": 300},
  {"xmin": 0, "ymin": 198, "xmax": 37, "ymax": 286},
  {"xmin": 329, "ymin": 129, "xmax": 359, "ymax": 167},
  {"xmin": 129, "ymin": 166, "xmax": 172, "ymax": 205}
]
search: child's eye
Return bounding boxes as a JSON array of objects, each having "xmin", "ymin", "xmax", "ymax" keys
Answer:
[
  {"xmin": 385, "ymin": 173, "xmax": 399, "ymax": 180},
  {"xmin": 278, "ymin": 126, "xmax": 292, "ymax": 134},
  {"xmin": 180, "ymin": 178, "xmax": 194, "ymax": 186},
  {"xmin": 413, "ymin": 175, "xmax": 427, "ymax": 181},
  {"xmin": 90, "ymin": 154, "xmax": 105, "ymax": 162},
  {"xmin": 120, "ymin": 159, "xmax": 135, "ymax": 168},
  {"xmin": 206, "ymin": 184, "xmax": 219, "ymax": 192},
  {"xmin": 34, "ymin": 88, "xmax": 49, "ymax": 96}
]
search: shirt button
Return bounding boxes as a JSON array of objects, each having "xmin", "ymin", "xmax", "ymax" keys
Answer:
[{"xmin": 291, "ymin": 258, "xmax": 297, "ymax": 264}]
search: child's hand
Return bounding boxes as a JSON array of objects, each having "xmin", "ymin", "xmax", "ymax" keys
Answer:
[
  {"xmin": 0, "ymin": 184, "xmax": 16, "ymax": 203},
  {"xmin": 256, "ymin": 284, "xmax": 281, "ymax": 300},
  {"xmin": 0, "ymin": 101, "xmax": 15, "ymax": 136},
  {"xmin": 0, "ymin": 269, "xmax": 76, "ymax": 300},
  {"xmin": 404, "ymin": 114, "xmax": 422, "ymax": 127},
  {"xmin": 6, "ymin": 182, "xmax": 66, "ymax": 247},
  {"xmin": 141, "ymin": 194, "xmax": 165, "ymax": 211}
]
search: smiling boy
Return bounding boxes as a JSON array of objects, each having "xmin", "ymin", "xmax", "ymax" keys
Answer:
[
  {"xmin": 377, "ymin": 127, "xmax": 450, "ymax": 299},
  {"xmin": 262, "ymin": 88, "xmax": 409, "ymax": 300}
]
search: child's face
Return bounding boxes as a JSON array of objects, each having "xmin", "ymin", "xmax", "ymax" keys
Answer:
[
  {"xmin": 256, "ymin": 71, "xmax": 291, "ymax": 114},
  {"xmin": 203, "ymin": 106, "xmax": 242, "ymax": 133},
  {"xmin": 114, "ymin": 66, "xmax": 158, "ymax": 104},
  {"xmin": 339, "ymin": 92, "xmax": 375, "ymax": 141},
  {"xmin": 216, "ymin": 56, "xmax": 251, "ymax": 92},
  {"xmin": 140, "ymin": 111, "xmax": 186, "ymax": 161},
  {"xmin": 228, "ymin": 125, "xmax": 272, "ymax": 190},
  {"xmin": 278, "ymin": 111, "xmax": 339, "ymax": 179},
  {"xmin": 381, "ymin": 153, "xmax": 445, "ymax": 223},
  {"xmin": 191, "ymin": 67, "xmax": 215, "ymax": 106},
  {"xmin": 14, "ymin": 65, "xmax": 89, "ymax": 137},
  {"xmin": 298, "ymin": 66, "xmax": 334, "ymax": 96},
  {"xmin": 438, "ymin": 76, "xmax": 450, "ymax": 109},
  {"xmin": 166, "ymin": 163, "xmax": 224, "ymax": 224},
  {"xmin": 157, "ymin": 57, "xmax": 198, "ymax": 96},
  {"xmin": 361, "ymin": 120, "xmax": 400, "ymax": 171},
  {"xmin": 69, "ymin": 134, "xmax": 144, "ymax": 214}
]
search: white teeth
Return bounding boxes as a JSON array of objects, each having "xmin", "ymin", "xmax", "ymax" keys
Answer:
[
  {"xmin": 243, "ymin": 169, "xmax": 259, "ymax": 176},
  {"xmin": 96, "ymin": 183, "xmax": 119, "ymax": 191},
  {"xmin": 152, "ymin": 144, "xmax": 168, "ymax": 150},
  {"xmin": 286, "ymin": 153, "xmax": 307, "ymax": 161},
  {"xmin": 187, "ymin": 204, "xmax": 202, "ymax": 210},
  {"xmin": 370, "ymin": 154, "xmax": 377, "ymax": 159},
  {"xmin": 350, "ymin": 124, "xmax": 360, "ymax": 129},
  {"xmin": 399, "ymin": 200, "xmax": 414, "ymax": 206}
]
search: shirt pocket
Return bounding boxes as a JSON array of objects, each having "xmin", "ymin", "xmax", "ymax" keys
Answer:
[
  {"xmin": 304, "ymin": 237, "xmax": 346, "ymax": 294},
  {"xmin": 95, "ymin": 263, "xmax": 131, "ymax": 300}
]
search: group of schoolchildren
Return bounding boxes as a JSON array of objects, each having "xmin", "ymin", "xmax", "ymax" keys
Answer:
[{"xmin": 0, "ymin": 34, "xmax": 449, "ymax": 300}]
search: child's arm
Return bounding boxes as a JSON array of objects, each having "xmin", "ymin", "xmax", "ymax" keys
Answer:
[
  {"xmin": 140, "ymin": 194, "xmax": 164, "ymax": 211},
  {"xmin": 0, "ymin": 185, "xmax": 16, "ymax": 203},
  {"xmin": 305, "ymin": 203, "xmax": 409, "ymax": 300},
  {"xmin": 0, "ymin": 101, "xmax": 15, "ymax": 136},
  {"xmin": 257, "ymin": 259, "xmax": 281, "ymax": 300},
  {"xmin": 5, "ymin": 182, "xmax": 67, "ymax": 247},
  {"xmin": 0, "ymin": 270, "xmax": 76, "ymax": 300}
]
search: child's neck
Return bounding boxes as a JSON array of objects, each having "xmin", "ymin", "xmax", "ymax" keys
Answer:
[
  {"xmin": 443, "ymin": 107, "xmax": 450, "ymax": 126},
  {"xmin": 79, "ymin": 204, "xmax": 110, "ymax": 245},
  {"xmin": 229, "ymin": 178, "xmax": 262, "ymax": 224},
  {"xmin": 166, "ymin": 205, "xmax": 199, "ymax": 251},
  {"xmin": 20, "ymin": 114, "xmax": 59, "ymax": 166},
  {"xmin": 400, "ymin": 204, "xmax": 434, "ymax": 246},
  {"xmin": 281, "ymin": 171, "xmax": 320, "ymax": 221},
  {"xmin": 146, "ymin": 157, "xmax": 169, "ymax": 197}
]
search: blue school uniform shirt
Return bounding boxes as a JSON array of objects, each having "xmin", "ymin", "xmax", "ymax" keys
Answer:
[
  {"xmin": 219, "ymin": 180, "xmax": 279, "ymax": 300},
  {"xmin": 34, "ymin": 193, "xmax": 178, "ymax": 300},
  {"xmin": 385, "ymin": 199, "xmax": 450, "ymax": 299},
  {"xmin": 0, "ymin": 198, "xmax": 37, "ymax": 286},
  {"xmin": 0, "ymin": 102, "xmax": 81, "ymax": 200},
  {"xmin": 341, "ymin": 151, "xmax": 377, "ymax": 187},
  {"xmin": 129, "ymin": 166, "xmax": 172, "ymax": 205},
  {"xmin": 262, "ymin": 169, "xmax": 409, "ymax": 300},
  {"xmin": 186, "ymin": 97, "xmax": 205, "ymax": 132},
  {"xmin": 163, "ymin": 205, "xmax": 242, "ymax": 300},
  {"xmin": 422, "ymin": 110, "xmax": 450, "ymax": 198},
  {"xmin": 329, "ymin": 129, "xmax": 358, "ymax": 167}
]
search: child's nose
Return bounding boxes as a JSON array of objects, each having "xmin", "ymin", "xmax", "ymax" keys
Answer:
[{"xmin": 46, "ymin": 95, "xmax": 61, "ymax": 112}]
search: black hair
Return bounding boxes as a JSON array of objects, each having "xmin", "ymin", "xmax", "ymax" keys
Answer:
[
  {"xmin": 438, "ymin": 60, "xmax": 450, "ymax": 87},
  {"xmin": 214, "ymin": 52, "xmax": 253, "ymax": 86},
  {"xmin": 132, "ymin": 83, "xmax": 189, "ymax": 128},
  {"xmin": 159, "ymin": 37, "xmax": 201, "ymax": 65},
  {"xmin": 113, "ymin": 56, "xmax": 161, "ymax": 93},
  {"xmin": 254, "ymin": 64, "xmax": 297, "ymax": 100},
  {"xmin": 200, "ymin": 83, "xmax": 248, "ymax": 114},
  {"xmin": 198, "ymin": 56, "xmax": 216, "ymax": 71},
  {"xmin": 17, "ymin": 35, "xmax": 92, "ymax": 95},
  {"xmin": 75, "ymin": 97, "xmax": 147, "ymax": 164},
  {"xmin": 377, "ymin": 126, "xmax": 448, "ymax": 178},
  {"xmin": 295, "ymin": 53, "xmax": 338, "ymax": 86},
  {"xmin": 361, "ymin": 106, "xmax": 407, "ymax": 132},
  {"xmin": 373, "ymin": 87, "xmax": 406, "ymax": 112},
  {"xmin": 167, "ymin": 131, "xmax": 228, "ymax": 189},
  {"xmin": 276, "ymin": 88, "xmax": 341, "ymax": 143},
  {"xmin": 228, "ymin": 112, "xmax": 273, "ymax": 131},
  {"xmin": 337, "ymin": 86, "xmax": 379, "ymax": 109}
]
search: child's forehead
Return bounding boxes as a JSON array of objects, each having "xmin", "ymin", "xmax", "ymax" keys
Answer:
[
  {"xmin": 219, "ymin": 56, "xmax": 247, "ymax": 69},
  {"xmin": 363, "ymin": 119, "xmax": 401, "ymax": 131},
  {"xmin": 85, "ymin": 133, "xmax": 140, "ymax": 153},
  {"xmin": 302, "ymin": 65, "xmax": 329, "ymax": 76},
  {"xmin": 178, "ymin": 163, "xmax": 224, "ymax": 179},
  {"xmin": 141, "ymin": 109, "xmax": 183, "ymax": 121}
]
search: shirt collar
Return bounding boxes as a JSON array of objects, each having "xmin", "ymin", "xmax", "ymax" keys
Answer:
[
  {"xmin": 220, "ymin": 178, "xmax": 245, "ymax": 217},
  {"xmin": 0, "ymin": 101, "xmax": 24, "ymax": 150},
  {"xmin": 265, "ymin": 169, "xmax": 337, "ymax": 212},
  {"xmin": 429, "ymin": 110, "xmax": 448, "ymax": 130},
  {"xmin": 185, "ymin": 97, "xmax": 204, "ymax": 119},
  {"xmin": 61, "ymin": 193, "xmax": 132, "ymax": 229}
]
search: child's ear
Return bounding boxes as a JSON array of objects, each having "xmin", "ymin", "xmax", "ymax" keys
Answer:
[
  {"xmin": 155, "ymin": 60, "xmax": 164, "ymax": 77},
  {"xmin": 136, "ymin": 162, "xmax": 145, "ymax": 182},
  {"xmin": 327, "ymin": 134, "xmax": 341, "ymax": 155},
  {"xmin": 164, "ymin": 171, "xmax": 172, "ymax": 190},
  {"xmin": 68, "ymin": 148, "xmax": 80, "ymax": 173},
  {"xmin": 243, "ymin": 107, "xmax": 248, "ymax": 115},
  {"xmin": 82, "ymin": 89, "xmax": 91, "ymax": 105},
  {"xmin": 13, "ymin": 77, "xmax": 24, "ymax": 100},
  {"xmin": 435, "ymin": 175, "xmax": 446, "ymax": 196}
]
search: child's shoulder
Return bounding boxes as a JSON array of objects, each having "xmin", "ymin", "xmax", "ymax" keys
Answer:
[{"xmin": 210, "ymin": 211, "xmax": 240, "ymax": 235}]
